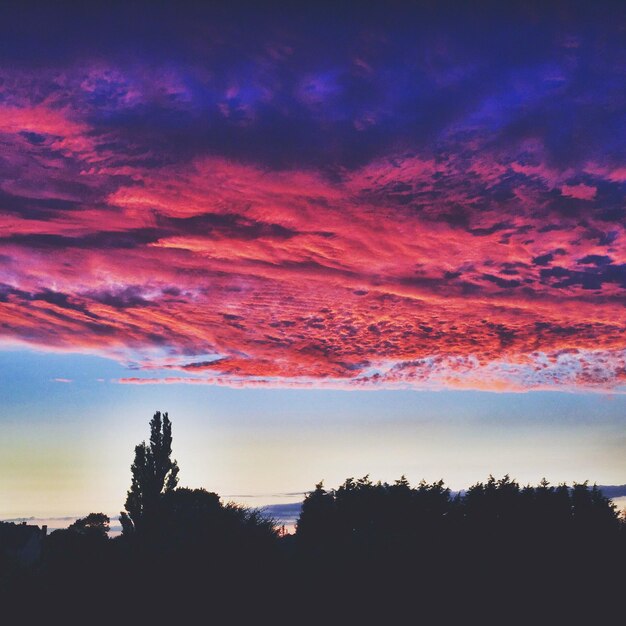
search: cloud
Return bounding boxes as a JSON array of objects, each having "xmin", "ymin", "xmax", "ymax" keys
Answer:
[
  {"xmin": 598, "ymin": 485, "xmax": 626, "ymax": 499},
  {"xmin": 259, "ymin": 503, "xmax": 302, "ymax": 526},
  {"xmin": 561, "ymin": 184, "xmax": 597, "ymax": 201},
  {"xmin": 0, "ymin": 3, "xmax": 625, "ymax": 391}
]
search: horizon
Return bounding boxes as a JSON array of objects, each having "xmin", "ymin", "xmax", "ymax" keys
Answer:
[
  {"xmin": 1, "ymin": 2, "xmax": 626, "ymax": 524},
  {"xmin": 4, "ymin": 480, "xmax": 626, "ymax": 536}
]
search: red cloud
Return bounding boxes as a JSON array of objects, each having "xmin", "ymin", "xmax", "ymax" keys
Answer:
[
  {"xmin": 561, "ymin": 184, "xmax": 597, "ymax": 201},
  {"xmin": 1, "ymin": 100, "xmax": 625, "ymax": 391}
]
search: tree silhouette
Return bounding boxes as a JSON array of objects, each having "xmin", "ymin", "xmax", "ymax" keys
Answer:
[
  {"xmin": 296, "ymin": 481, "xmax": 337, "ymax": 551},
  {"xmin": 120, "ymin": 411, "xmax": 179, "ymax": 535},
  {"xmin": 68, "ymin": 513, "xmax": 110, "ymax": 538}
]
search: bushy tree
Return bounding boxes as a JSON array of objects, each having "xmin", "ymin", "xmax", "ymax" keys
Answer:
[
  {"xmin": 296, "ymin": 482, "xmax": 337, "ymax": 549},
  {"xmin": 68, "ymin": 513, "xmax": 110, "ymax": 538}
]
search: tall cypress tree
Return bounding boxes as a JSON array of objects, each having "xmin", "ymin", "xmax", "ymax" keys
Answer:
[{"xmin": 120, "ymin": 411, "xmax": 179, "ymax": 536}]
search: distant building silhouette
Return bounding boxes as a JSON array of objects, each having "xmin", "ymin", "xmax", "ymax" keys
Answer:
[{"xmin": 0, "ymin": 522, "xmax": 47, "ymax": 567}]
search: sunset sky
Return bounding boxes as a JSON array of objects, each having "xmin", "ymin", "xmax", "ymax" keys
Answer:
[{"xmin": 1, "ymin": 2, "xmax": 625, "ymax": 523}]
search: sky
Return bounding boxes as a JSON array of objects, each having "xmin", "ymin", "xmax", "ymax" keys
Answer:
[{"xmin": 1, "ymin": 1, "xmax": 625, "ymax": 522}]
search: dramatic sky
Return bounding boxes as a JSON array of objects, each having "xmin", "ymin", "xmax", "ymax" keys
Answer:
[{"xmin": 1, "ymin": 2, "xmax": 625, "ymax": 520}]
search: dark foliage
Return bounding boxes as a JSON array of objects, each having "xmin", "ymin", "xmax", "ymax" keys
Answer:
[
  {"xmin": 120, "ymin": 410, "xmax": 179, "ymax": 536},
  {"xmin": 2, "ymin": 413, "xmax": 625, "ymax": 622},
  {"xmin": 294, "ymin": 473, "xmax": 625, "ymax": 622},
  {"xmin": 67, "ymin": 512, "xmax": 110, "ymax": 537}
]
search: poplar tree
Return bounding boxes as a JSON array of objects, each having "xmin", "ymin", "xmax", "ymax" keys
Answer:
[{"xmin": 120, "ymin": 411, "xmax": 179, "ymax": 535}]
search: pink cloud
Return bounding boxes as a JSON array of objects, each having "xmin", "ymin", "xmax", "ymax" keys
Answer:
[
  {"xmin": 561, "ymin": 183, "xmax": 597, "ymax": 200},
  {"xmin": 1, "ymin": 102, "xmax": 625, "ymax": 391}
]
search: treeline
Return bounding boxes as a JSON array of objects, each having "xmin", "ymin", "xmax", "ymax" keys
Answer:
[
  {"xmin": 298, "ymin": 474, "xmax": 621, "ymax": 550},
  {"xmin": 296, "ymin": 474, "xmax": 625, "ymax": 619},
  {"xmin": 2, "ymin": 412, "xmax": 625, "ymax": 622}
]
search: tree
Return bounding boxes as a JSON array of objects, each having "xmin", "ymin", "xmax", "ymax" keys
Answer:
[
  {"xmin": 120, "ymin": 411, "xmax": 179, "ymax": 535},
  {"xmin": 68, "ymin": 513, "xmax": 110, "ymax": 538},
  {"xmin": 296, "ymin": 481, "xmax": 337, "ymax": 550}
]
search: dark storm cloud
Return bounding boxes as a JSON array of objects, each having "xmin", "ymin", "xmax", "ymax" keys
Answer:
[
  {"xmin": 540, "ymin": 264, "xmax": 626, "ymax": 290},
  {"xmin": 162, "ymin": 213, "xmax": 299, "ymax": 241},
  {"xmin": 1, "ymin": 230, "xmax": 165, "ymax": 250},
  {"xmin": 1, "ymin": 1, "xmax": 624, "ymax": 171}
]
